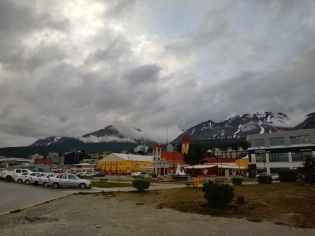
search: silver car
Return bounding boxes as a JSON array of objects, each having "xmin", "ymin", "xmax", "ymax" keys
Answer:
[{"xmin": 48, "ymin": 173, "xmax": 91, "ymax": 189}]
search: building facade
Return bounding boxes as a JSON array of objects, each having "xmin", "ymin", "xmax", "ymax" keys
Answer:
[
  {"xmin": 246, "ymin": 128, "xmax": 315, "ymax": 174},
  {"xmin": 98, "ymin": 153, "xmax": 153, "ymax": 174}
]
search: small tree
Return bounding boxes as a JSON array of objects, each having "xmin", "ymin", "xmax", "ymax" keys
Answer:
[
  {"xmin": 278, "ymin": 169, "xmax": 297, "ymax": 182},
  {"xmin": 132, "ymin": 178, "xmax": 151, "ymax": 192},
  {"xmin": 303, "ymin": 156, "xmax": 315, "ymax": 185},
  {"xmin": 258, "ymin": 175, "xmax": 272, "ymax": 184},
  {"xmin": 202, "ymin": 180, "xmax": 234, "ymax": 208},
  {"xmin": 183, "ymin": 148, "xmax": 207, "ymax": 166},
  {"xmin": 231, "ymin": 177, "xmax": 243, "ymax": 185}
]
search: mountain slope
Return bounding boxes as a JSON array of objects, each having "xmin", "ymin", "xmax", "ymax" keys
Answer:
[{"xmin": 172, "ymin": 112, "xmax": 292, "ymax": 143}]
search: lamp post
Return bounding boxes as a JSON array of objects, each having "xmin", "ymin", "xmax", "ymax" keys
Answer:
[{"xmin": 263, "ymin": 156, "xmax": 266, "ymax": 173}]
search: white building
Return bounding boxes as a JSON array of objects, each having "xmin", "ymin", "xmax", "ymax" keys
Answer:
[{"xmin": 246, "ymin": 128, "xmax": 315, "ymax": 174}]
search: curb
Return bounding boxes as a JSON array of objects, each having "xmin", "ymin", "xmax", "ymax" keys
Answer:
[{"xmin": 0, "ymin": 193, "xmax": 73, "ymax": 217}]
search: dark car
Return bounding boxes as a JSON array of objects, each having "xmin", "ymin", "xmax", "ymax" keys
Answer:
[{"xmin": 94, "ymin": 171, "xmax": 105, "ymax": 177}]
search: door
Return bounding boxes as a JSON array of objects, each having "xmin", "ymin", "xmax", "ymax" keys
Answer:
[{"xmin": 68, "ymin": 174, "xmax": 79, "ymax": 187}]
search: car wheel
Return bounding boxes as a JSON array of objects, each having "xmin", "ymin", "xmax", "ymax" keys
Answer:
[
  {"xmin": 17, "ymin": 179, "xmax": 23, "ymax": 184},
  {"xmin": 79, "ymin": 183, "xmax": 86, "ymax": 189},
  {"xmin": 43, "ymin": 182, "xmax": 48, "ymax": 188},
  {"xmin": 25, "ymin": 179, "xmax": 30, "ymax": 185},
  {"xmin": 5, "ymin": 176, "xmax": 12, "ymax": 182},
  {"xmin": 52, "ymin": 183, "xmax": 59, "ymax": 189}
]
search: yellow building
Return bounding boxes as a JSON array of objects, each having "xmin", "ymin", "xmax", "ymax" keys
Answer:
[{"xmin": 98, "ymin": 153, "xmax": 153, "ymax": 174}]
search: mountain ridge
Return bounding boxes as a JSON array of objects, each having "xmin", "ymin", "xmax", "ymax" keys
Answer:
[{"xmin": 29, "ymin": 112, "xmax": 315, "ymax": 148}]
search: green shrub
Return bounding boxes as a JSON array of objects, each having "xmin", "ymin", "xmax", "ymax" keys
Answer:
[
  {"xmin": 231, "ymin": 177, "xmax": 243, "ymax": 185},
  {"xmin": 202, "ymin": 180, "xmax": 234, "ymax": 208},
  {"xmin": 148, "ymin": 173, "xmax": 158, "ymax": 178},
  {"xmin": 258, "ymin": 175, "xmax": 272, "ymax": 184},
  {"xmin": 132, "ymin": 178, "xmax": 151, "ymax": 191},
  {"xmin": 278, "ymin": 169, "xmax": 298, "ymax": 182}
]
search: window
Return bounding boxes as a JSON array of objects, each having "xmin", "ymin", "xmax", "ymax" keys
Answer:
[
  {"xmin": 248, "ymin": 141, "xmax": 253, "ymax": 148},
  {"xmin": 68, "ymin": 175, "xmax": 77, "ymax": 180},
  {"xmin": 144, "ymin": 164, "xmax": 147, "ymax": 166},
  {"xmin": 270, "ymin": 137, "xmax": 284, "ymax": 146},
  {"xmin": 254, "ymin": 139, "xmax": 265, "ymax": 147},
  {"xmin": 59, "ymin": 174, "xmax": 67, "ymax": 179},
  {"xmin": 269, "ymin": 153, "xmax": 289, "ymax": 162},
  {"xmin": 255, "ymin": 154, "xmax": 266, "ymax": 163},
  {"xmin": 292, "ymin": 152, "xmax": 312, "ymax": 162},
  {"xmin": 290, "ymin": 135, "xmax": 311, "ymax": 145}
]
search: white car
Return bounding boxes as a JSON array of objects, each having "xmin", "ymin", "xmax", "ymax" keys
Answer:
[
  {"xmin": 131, "ymin": 172, "xmax": 141, "ymax": 178},
  {"xmin": 256, "ymin": 172, "xmax": 268, "ymax": 178},
  {"xmin": 39, "ymin": 173, "xmax": 58, "ymax": 187},
  {"xmin": 271, "ymin": 173, "xmax": 279, "ymax": 180},
  {"xmin": 15, "ymin": 172, "xmax": 33, "ymax": 183},
  {"xmin": 24, "ymin": 172, "xmax": 41, "ymax": 185},
  {"xmin": 48, "ymin": 173, "xmax": 91, "ymax": 189}
]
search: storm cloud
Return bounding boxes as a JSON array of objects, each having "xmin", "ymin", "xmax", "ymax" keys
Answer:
[{"xmin": 0, "ymin": 0, "xmax": 314, "ymax": 147}]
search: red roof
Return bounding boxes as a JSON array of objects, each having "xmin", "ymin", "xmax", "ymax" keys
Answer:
[
  {"xmin": 181, "ymin": 133, "xmax": 190, "ymax": 143},
  {"xmin": 153, "ymin": 143, "xmax": 161, "ymax": 148},
  {"xmin": 204, "ymin": 157, "xmax": 236, "ymax": 163},
  {"xmin": 161, "ymin": 151, "xmax": 185, "ymax": 165}
]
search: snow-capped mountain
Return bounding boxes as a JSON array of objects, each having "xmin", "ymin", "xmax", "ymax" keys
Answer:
[
  {"xmin": 172, "ymin": 112, "xmax": 311, "ymax": 143},
  {"xmin": 82, "ymin": 125, "xmax": 124, "ymax": 139},
  {"xmin": 30, "ymin": 112, "xmax": 315, "ymax": 148}
]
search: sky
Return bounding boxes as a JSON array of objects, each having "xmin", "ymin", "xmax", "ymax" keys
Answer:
[{"xmin": 0, "ymin": 0, "xmax": 315, "ymax": 148}]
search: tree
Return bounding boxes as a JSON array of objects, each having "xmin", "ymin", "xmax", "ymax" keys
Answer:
[
  {"xmin": 303, "ymin": 155, "xmax": 315, "ymax": 185},
  {"xmin": 183, "ymin": 148, "xmax": 207, "ymax": 166}
]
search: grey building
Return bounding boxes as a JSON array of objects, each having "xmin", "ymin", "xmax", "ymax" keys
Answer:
[{"xmin": 246, "ymin": 128, "xmax": 315, "ymax": 174}]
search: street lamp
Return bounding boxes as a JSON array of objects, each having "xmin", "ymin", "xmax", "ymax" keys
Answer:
[{"xmin": 263, "ymin": 156, "xmax": 266, "ymax": 173}]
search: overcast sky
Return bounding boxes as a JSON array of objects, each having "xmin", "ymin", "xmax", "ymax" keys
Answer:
[{"xmin": 0, "ymin": 0, "xmax": 314, "ymax": 148}]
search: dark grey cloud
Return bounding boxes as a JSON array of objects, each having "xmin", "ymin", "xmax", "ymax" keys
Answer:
[{"xmin": 0, "ymin": 0, "xmax": 314, "ymax": 147}]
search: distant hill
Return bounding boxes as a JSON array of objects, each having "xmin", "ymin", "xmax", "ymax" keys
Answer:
[{"xmin": 1, "ymin": 111, "xmax": 314, "ymax": 158}]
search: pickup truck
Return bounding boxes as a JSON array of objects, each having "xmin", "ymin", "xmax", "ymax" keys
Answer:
[{"xmin": 1, "ymin": 168, "xmax": 33, "ymax": 182}]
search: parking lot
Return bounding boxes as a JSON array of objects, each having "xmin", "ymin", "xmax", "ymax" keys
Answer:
[{"xmin": 0, "ymin": 180, "xmax": 108, "ymax": 214}]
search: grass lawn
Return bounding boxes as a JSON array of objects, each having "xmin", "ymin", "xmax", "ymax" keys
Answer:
[
  {"xmin": 92, "ymin": 181, "xmax": 133, "ymax": 188},
  {"xmin": 108, "ymin": 181, "xmax": 315, "ymax": 228}
]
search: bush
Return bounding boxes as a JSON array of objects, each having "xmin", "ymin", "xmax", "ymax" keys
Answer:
[
  {"xmin": 132, "ymin": 178, "xmax": 151, "ymax": 191},
  {"xmin": 236, "ymin": 195, "xmax": 245, "ymax": 204},
  {"xmin": 231, "ymin": 177, "xmax": 243, "ymax": 185},
  {"xmin": 202, "ymin": 180, "xmax": 234, "ymax": 208},
  {"xmin": 278, "ymin": 169, "xmax": 298, "ymax": 182},
  {"xmin": 258, "ymin": 175, "xmax": 272, "ymax": 184}
]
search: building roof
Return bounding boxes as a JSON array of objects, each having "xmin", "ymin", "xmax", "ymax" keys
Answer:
[
  {"xmin": 99, "ymin": 153, "xmax": 153, "ymax": 162},
  {"xmin": 161, "ymin": 151, "xmax": 185, "ymax": 165},
  {"xmin": 185, "ymin": 164, "xmax": 217, "ymax": 169},
  {"xmin": 153, "ymin": 143, "xmax": 161, "ymax": 148},
  {"xmin": 181, "ymin": 133, "xmax": 190, "ymax": 143}
]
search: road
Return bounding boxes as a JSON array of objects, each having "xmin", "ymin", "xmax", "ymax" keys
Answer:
[{"xmin": 0, "ymin": 180, "xmax": 108, "ymax": 214}]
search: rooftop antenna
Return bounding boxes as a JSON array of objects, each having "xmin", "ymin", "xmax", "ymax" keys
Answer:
[{"xmin": 166, "ymin": 127, "xmax": 168, "ymax": 144}]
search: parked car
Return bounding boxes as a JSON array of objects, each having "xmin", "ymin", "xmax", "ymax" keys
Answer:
[
  {"xmin": 83, "ymin": 172, "xmax": 94, "ymax": 178},
  {"xmin": 131, "ymin": 172, "xmax": 141, "ymax": 178},
  {"xmin": 39, "ymin": 173, "xmax": 58, "ymax": 187},
  {"xmin": 1, "ymin": 168, "xmax": 33, "ymax": 182},
  {"xmin": 15, "ymin": 172, "xmax": 32, "ymax": 183},
  {"xmin": 24, "ymin": 172, "xmax": 41, "ymax": 185},
  {"xmin": 94, "ymin": 171, "xmax": 105, "ymax": 177},
  {"xmin": 256, "ymin": 172, "xmax": 268, "ymax": 178},
  {"xmin": 139, "ymin": 172, "xmax": 148, "ymax": 178},
  {"xmin": 271, "ymin": 173, "xmax": 279, "ymax": 180},
  {"xmin": 48, "ymin": 173, "xmax": 91, "ymax": 189}
]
